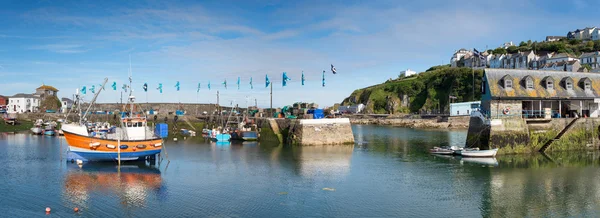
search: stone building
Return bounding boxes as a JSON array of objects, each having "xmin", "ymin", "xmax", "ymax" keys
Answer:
[
  {"xmin": 481, "ymin": 68, "xmax": 600, "ymax": 119},
  {"xmin": 35, "ymin": 84, "xmax": 59, "ymax": 98}
]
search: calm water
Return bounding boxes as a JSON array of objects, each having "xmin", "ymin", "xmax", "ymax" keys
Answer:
[{"xmin": 2, "ymin": 125, "xmax": 600, "ymax": 217}]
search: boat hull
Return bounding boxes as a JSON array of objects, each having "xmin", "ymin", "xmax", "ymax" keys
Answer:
[
  {"xmin": 31, "ymin": 127, "xmax": 42, "ymax": 135},
  {"xmin": 62, "ymin": 129, "xmax": 162, "ymax": 161},
  {"xmin": 44, "ymin": 130, "xmax": 56, "ymax": 136},
  {"xmin": 68, "ymin": 146, "xmax": 161, "ymax": 161},
  {"xmin": 211, "ymin": 133, "xmax": 231, "ymax": 142},
  {"xmin": 461, "ymin": 148, "xmax": 499, "ymax": 157}
]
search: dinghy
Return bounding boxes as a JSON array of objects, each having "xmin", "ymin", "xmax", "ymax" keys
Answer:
[{"xmin": 461, "ymin": 148, "xmax": 498, "ymax": 157}]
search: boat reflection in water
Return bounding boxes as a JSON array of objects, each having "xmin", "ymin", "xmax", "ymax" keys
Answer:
[
  {"xmin": 459, "ymin": 157, "xmax": 499, "ymax": 166},
  {"xmin": 63, "ymin": 162, "xmax": 163, "ymax": 209}
]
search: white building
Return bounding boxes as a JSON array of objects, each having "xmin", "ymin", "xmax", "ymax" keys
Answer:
[
  {"xmin": 545, "ymin": 53, "xmax": 577, "ymax": 64},
  {"xmin": 450, "ymin": 101, "xmax": 480, "ymax": 116},
  {"xmin": 7, "ymin": 93, "xmax": 40, "ymax": 113},
  {"xmin": 399, "ymin": 69, "xmax": 417, "ymax": 77},
  {"xmin": 593, "ymin": 29, "xmax": 600, "ymax": 41},
  {"xmin": 502, "ymin": 41, "xmax": 514, "ymax": 49},
  {"xmin": 61, "ymin": 98, "xmax": 74, "ymax": 113},
  {"xmin": 339, "ymin": 104, "xmax": 365, "ymax": 114},
  {"xmin": 450, "ymin": 48, "xmax": 472, "ymax": 67}
]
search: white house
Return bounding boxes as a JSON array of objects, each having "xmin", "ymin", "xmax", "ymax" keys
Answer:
[
  {"xmin": 593, "ymin": 29, "xmax": 600, "ymax": 41},
  {"xmin": 545, "ymin": 53, "xmax": 577, "ymax": 64},
  {"xmin": 61, "ymin": 97, "xmax": 74, "ymax": 113},
  {"xmin": 7, "ymin": 93, "xmax": 40, "ymax": 113},
  {"xmin": 450, "ymin": 101, "xmax": 480, "ymax": 116},
  {"xmin": 399, "ymin": 69, "xmax": 417, "ymax": 77},
  {"xmin": 581, "ymin": 27, "xmax": 596, "ymax": 40},
  {"xmin": 450, "ymin": 48, "xmax": 472, "ymax": 67},
  {"xmin": 339, "ymin": 104, "xmax": 365, "ymax": 114}
]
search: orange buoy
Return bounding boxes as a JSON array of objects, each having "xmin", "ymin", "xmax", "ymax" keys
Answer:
[
  {"xmin": 74, "ymin": 207, "xmax": 79, "ymax": 212},
  {"xmin": 45, "ymin": 207, "xmax": 51, "ymax": 213},
  {"xmin": 132, "ymin": 147, "xmax": 137, "ymax": 151}
]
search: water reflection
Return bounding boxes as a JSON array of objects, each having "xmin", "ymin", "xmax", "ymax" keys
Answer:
[
  {"xmin": 292, "ymin": 146, "xmax": 353, "ymax": 178},
  {"xmin": 62, "ymin": 162, "xmax": 162, "ymax": 210}
]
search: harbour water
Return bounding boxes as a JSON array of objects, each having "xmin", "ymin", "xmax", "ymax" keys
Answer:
[{"xmin": 2, "ymin": 125, "xmax": 600, "ymax": 217}]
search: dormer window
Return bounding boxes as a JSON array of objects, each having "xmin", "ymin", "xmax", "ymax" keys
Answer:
[
  {"xmin": 563, "ymin": 77, "xmax": 574, "ymax": 90},
  {"xmin": 525, "ymin": 77, "xmax": 534, "ymax": 89},
  {"xmin": 502, "ymin": 75, "xmax": 513, "ymax": 89},
  {"xmin": 585, "ymin": 82, "xmax": 591, "ymax": 90},
  {"xmin": 547, "ymin": 81, "xmax": 554, "ymax": 89},
  {"xmin": 580, "ymin": 77, "xmax": 592, "ymax": 91}
]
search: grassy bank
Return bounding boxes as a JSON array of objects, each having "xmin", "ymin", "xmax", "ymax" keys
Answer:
[{"xmin": 0, "ymin": 120, "xmax": 33, "ymax": 133}]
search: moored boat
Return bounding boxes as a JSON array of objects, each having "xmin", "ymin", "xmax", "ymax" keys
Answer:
[
  {"xmin": 62, "ymin": 77, "xmax": 162, "ymax": 162},
  {"xmin": 429, "ymin": 146, "xmax": 454, "ymax": 155},
  {"xmin": 31, "ymin": 127, "xmax": 43, "ymax": 135},
  {"xmin": 461, "ymin": 148, "xmax": 499, "ymax": 157}
]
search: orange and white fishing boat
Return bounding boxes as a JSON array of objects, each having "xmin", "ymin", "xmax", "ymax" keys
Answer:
[{"xmin": 62, "ymin": 77, "xmax": 163, "ymax": 162}]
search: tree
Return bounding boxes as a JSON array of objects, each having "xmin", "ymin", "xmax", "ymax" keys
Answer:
[
  {"xmin": 507, "ymin": 45, "xmax": 519, "ymax": 54},
  {"xmin": 519, "ymin": 41, "xmax": 527, "ymax": 47},
  {"xmin": 493, "ymin": 47, "xmax": 507, "ymax": 54},
  {"xmin": 582, "ymin": 64, "xmax": 592, "ymax": 71}
]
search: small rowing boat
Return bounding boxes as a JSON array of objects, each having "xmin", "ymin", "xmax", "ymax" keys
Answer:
[
  {"xmin": 461, "ymin": 148, "xmax": 498, "ymax": 157},
  {"xmin": 429, "ymin": 146, "xmax": 454, "ymax": 155}
]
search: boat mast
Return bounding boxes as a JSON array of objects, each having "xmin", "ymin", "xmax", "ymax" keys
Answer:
[{"xmin": 81, "ymin": 78, "xmax": 109, "ymax": 123}]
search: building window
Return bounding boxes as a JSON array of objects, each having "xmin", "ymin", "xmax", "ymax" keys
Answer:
[
  {"xmin": 526, "ymin": 77, "xmax": 534, "ymax": 89},
  {"xmin": 566, "ymin": 81, "xmax": 573, "ymax": 90},
  {"xmin": 504, "ymin": 78, "xmax": 513, "ymax": 89},
  {"xmin": 585, "ymin": 82, "xmax": 591, "ymax": 90},
  {"xmin": 547, "ymin": 81, "xmax": 554, "ymax": 89}
]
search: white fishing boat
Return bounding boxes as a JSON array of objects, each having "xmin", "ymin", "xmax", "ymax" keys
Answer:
[{"xmin": 461, "ymin": 148, "xmax": 499, "ymax": 157}]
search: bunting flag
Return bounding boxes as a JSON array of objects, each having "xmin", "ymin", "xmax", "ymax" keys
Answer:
[
  {"xmin": 265, "ymin": 74, "xmax": 270, "ymax": 88},
  {"xmin": 250, "ymin": 77, "xmax": 253, "ymax": 89},
  {"xmin": 208, "ymin": 81, "xmax": 211, "ymax": 90},
  {"xmin": 111, "ymin": 82, "xmax": 117, "ymax": 90},
  {"xmin": 237, "ymin": 77, "xmax": 240, "ymax": 90},
  {"xmin": 301, "ymin": 71, "xmax": 305, "ymax": 86},
  {"xmin": 222, "ymin": 79, "xmax": 227, "ymax": 89},
  {"xmin": 122, "ymin": 84, "xmax": 128, "ymax": 92},
  {"xmin": 322, "ymin": 70, "xmax": 326, "ymax": 87},
  {"xmin": 157, "ymin": 83, "xmax": 163, "ymax": 93},
  {"xmin": 331, "ymin": 64, "xmax": 337, "ymax": 74},
  {"xmin": 197, "ymin": 83, "xmax": 201, "ymax": 92},
  {"xmin": 81, "ymin": 86, "xmax": 87, "ymax": 95},
  {"xmin": 143, "ymin": 83, "xmax": 148, "ymax": 92},
  {"xmin": 282, "ymin": 72, "xmax": 291, "ymax": 87},
  {"xmin": 99, "ymin": 84, "xmax": 105, "ymax": 91},
  {"xmin": 90, "ymin": 85, "xmax": 96, "ymax": 94},
  {"xmin": 175, "ymin": 81, "xmax": 180, "ymax": 91}
]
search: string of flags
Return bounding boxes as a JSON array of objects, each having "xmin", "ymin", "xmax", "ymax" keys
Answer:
[{"xmin": 81, "ymin": 64, "xmax": 338, "ymax": 95}]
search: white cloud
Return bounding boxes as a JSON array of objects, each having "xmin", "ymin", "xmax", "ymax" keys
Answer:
[{"xmin": 27, "ymin": 44, "xmax": 88, "ymax": 54}]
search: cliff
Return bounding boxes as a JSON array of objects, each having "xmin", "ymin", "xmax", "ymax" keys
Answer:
[{"xmin": 341, "ymin": 65, "xmax": 483, "ymax": 114}]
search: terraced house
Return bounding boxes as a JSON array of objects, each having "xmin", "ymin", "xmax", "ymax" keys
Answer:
[{"xmin": 481, "ymin": 69, "xmax": 600, "ymax": 119}]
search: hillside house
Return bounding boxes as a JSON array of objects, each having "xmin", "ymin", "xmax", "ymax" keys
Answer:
[
  {"xmin": 481, "ymin": 69, "xmax": 600, "ymax": 119},
  {"xmin": 450, "ymin": 48, "xmax": 472, "ymax": 67},
  {"xmin": 61, "ymin": 98, "xmax": 74, "ymax": 113},
  {"xmin": 545, "ymin": 53, "xmax": 577, "ymax": 64},
  {"xmin": 399, "ymin": 69, "xmax": 417, "ymax": 77},
  {"xmin": 489, "ymin": 54, "xmax": 505, "ymax": 69},
  {"xmin": 545, "ymin": 36, "xmax": 565, "ymax": 42},
  {"xmin": 580, "ymin": 51, "xmax": 600, "ymax": 69}
]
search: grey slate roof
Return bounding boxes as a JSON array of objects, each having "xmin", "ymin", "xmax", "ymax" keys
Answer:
[
  {"xmin": 485, "ymin": 68, "xmax": 600, "ymax": 99},
  {"xmin": 10, "ymin": 93, "xmax": 38, "ymax": 98}
]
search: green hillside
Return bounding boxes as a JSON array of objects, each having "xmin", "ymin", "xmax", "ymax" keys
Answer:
[{"xmin": 342, "ymin": 65, "xmax": 483, "ymax": 114}]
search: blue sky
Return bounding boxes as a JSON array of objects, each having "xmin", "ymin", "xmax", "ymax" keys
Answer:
[{"xmin": 0, "ymin": 0, "xmax": 598, "ymax": 107}]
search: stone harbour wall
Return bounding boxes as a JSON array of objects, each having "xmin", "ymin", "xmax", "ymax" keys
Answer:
[
  {"xmin": 289, "ymin": 118, "xmax": 355, "ymax": 146},
  {"xmin": 350, "ymin": 116, "xmax": 470, "ymax": 129}
]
